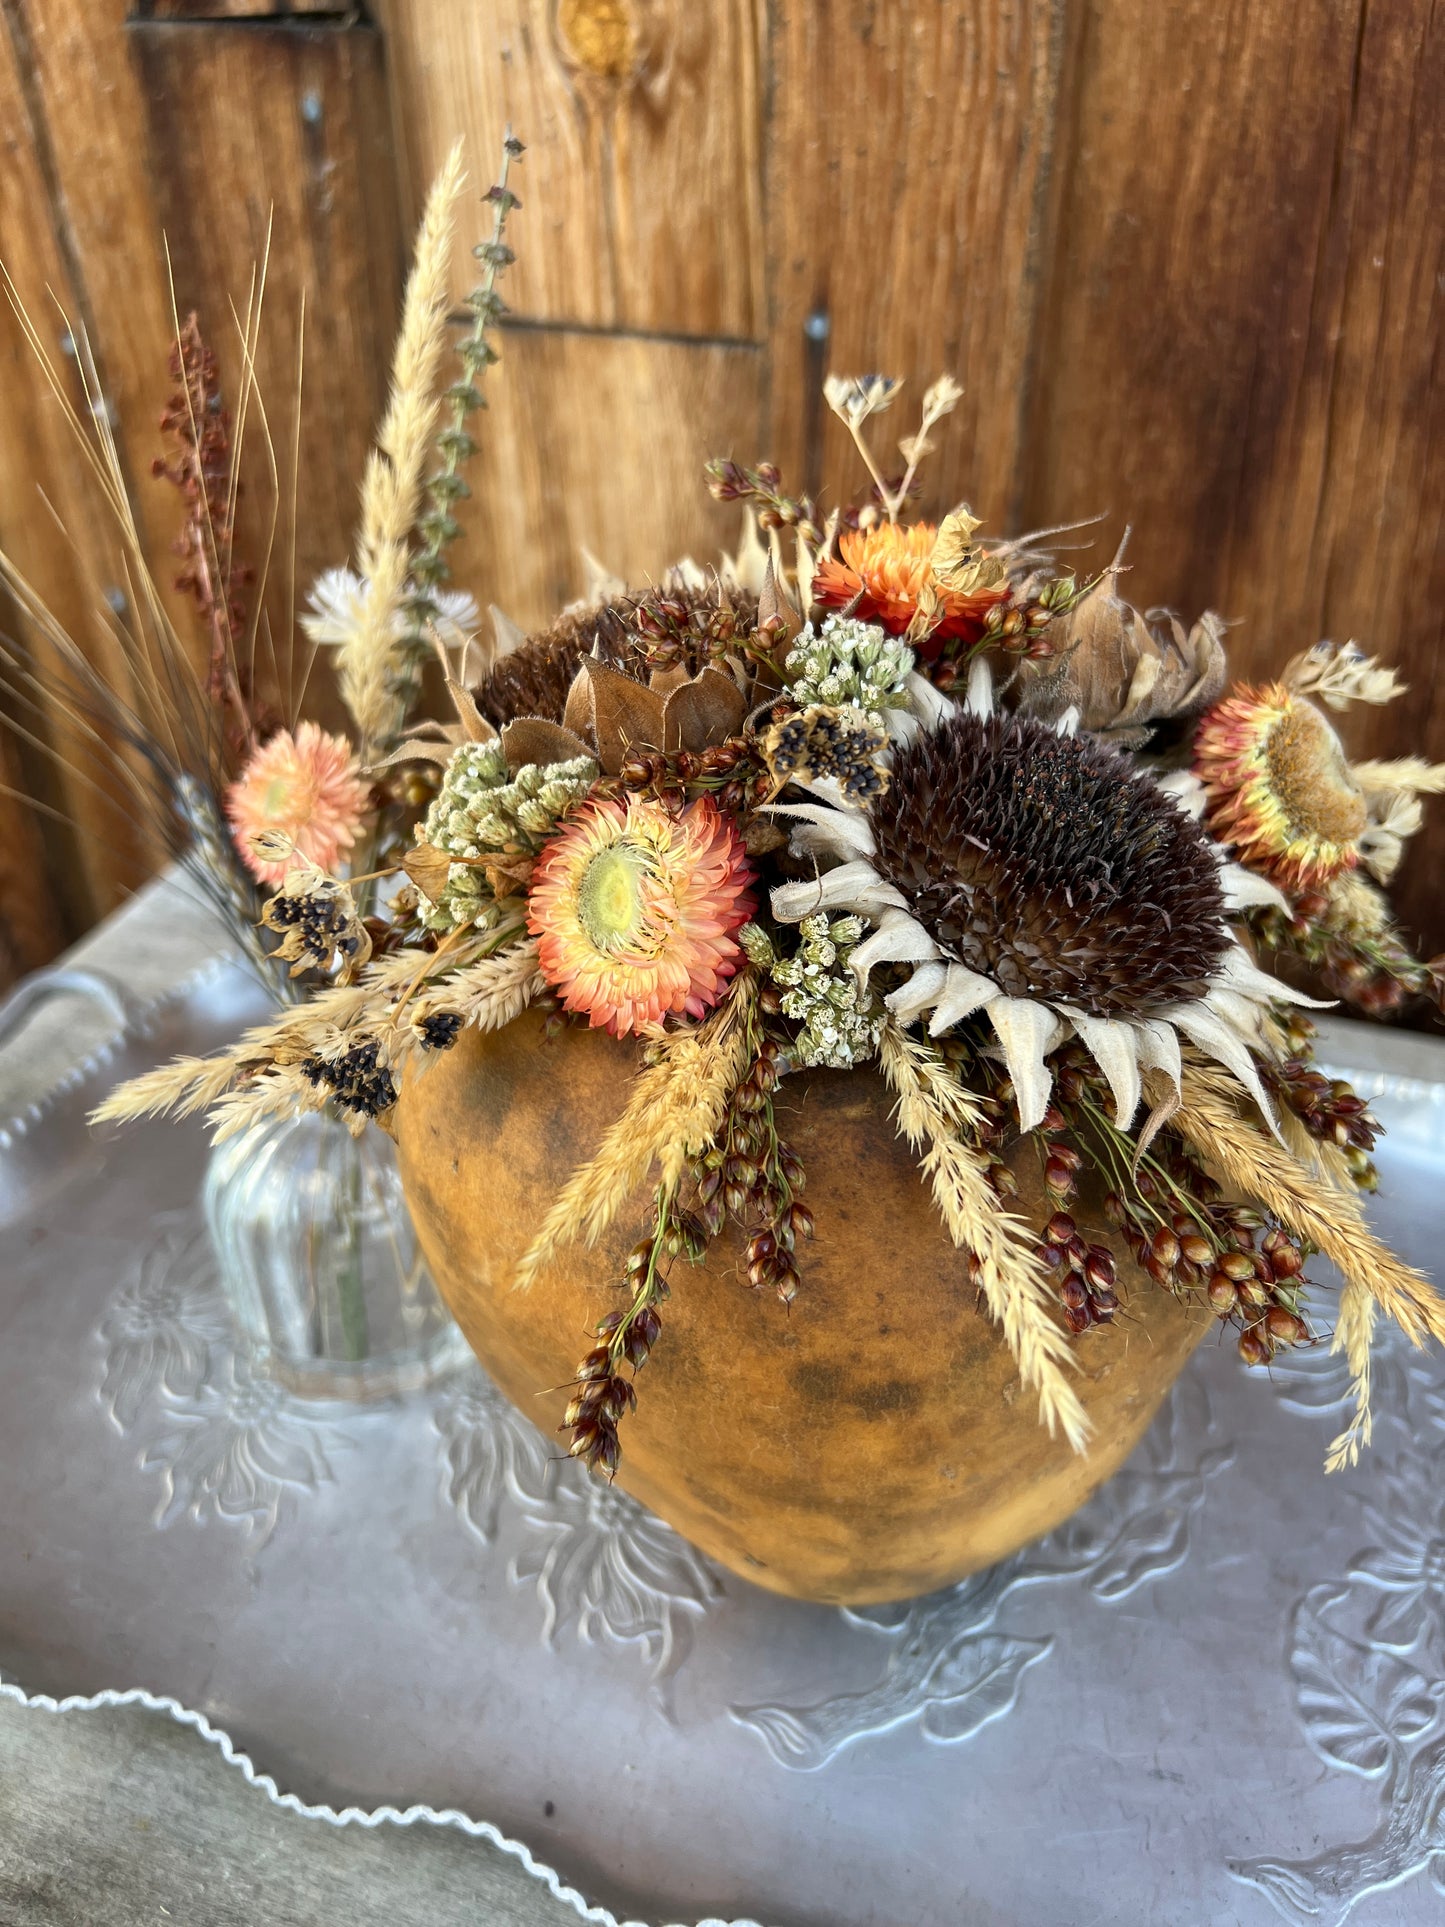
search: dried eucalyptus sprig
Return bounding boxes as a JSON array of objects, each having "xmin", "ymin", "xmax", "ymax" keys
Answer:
[{"xmin": 404, "ymin": 130, "xmax": 525, "ymax": 651}]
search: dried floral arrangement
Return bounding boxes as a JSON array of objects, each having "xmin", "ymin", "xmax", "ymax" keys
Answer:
[{"xmin": 8, "ymin": 140, "xmax": 1444, "ymax": 1490}]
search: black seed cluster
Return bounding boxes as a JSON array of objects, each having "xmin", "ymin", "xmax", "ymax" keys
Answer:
[
  {"xmin": 265, "ymin": 890, "xmax": 367, "ymax": 971},
  {"xmin": 764, "ymin": 705, "xmax": 889, "ymax": 806},
  {"xmin": 302, "ymin": 1039, "xmax": 398, "ymax": 1119},
  {"xmin": 416, "ymin": 1011, "xmax": 464, "ymax": 1051},
  {"xmin": 873, "ymin": 711, "xmax": 1229, "ymax": 1018}
]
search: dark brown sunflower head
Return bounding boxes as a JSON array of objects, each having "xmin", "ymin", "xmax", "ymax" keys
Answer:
[
  {"xmin": 872, "ymin": 711, "xmax": 1229, "ymax": 1017},
  {"xmin": 475, "ymin": 580, "xmax": 760, "ymax": 729}
]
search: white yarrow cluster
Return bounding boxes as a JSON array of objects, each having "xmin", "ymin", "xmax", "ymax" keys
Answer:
[
  {"xmin": 742, "ymin": 914, "xmax": 883, "ymax": 1069},
  {"xmin": 420, "ymin": 742, "xmax": 596, "ymax": 932},
  {"xmin": 784, "ymin": 616, "xmax": 914, "ymax": 725}
]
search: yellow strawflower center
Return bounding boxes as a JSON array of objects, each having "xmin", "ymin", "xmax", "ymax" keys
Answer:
[{"xmin": 577, "ymin": 843, "xmax": 653, "ymax": 951}]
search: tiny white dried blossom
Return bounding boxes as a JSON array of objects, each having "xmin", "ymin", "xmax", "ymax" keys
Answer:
[
  {"xmin": 784, "ymin": 615, "xmax": 915, "ymax": 723},
  {"xmin": 302, "ymin": 567, "xmax": 479, "ymax": 654},
  {"xmin": 742, "ymin": 914, "xmax": 881, "ymax": 1068},
  {"xmin": 824, "ymin": 372, "xmax": 902, "ymax": 428},
  {"xmin": 1284, "ymin": 641, "xmax": 1405, "ymax": 712}
]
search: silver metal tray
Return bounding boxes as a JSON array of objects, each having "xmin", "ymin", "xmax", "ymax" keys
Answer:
[{"xmin": 2, "ymin": 947, "xmax": 1444, "ymax": 1927}]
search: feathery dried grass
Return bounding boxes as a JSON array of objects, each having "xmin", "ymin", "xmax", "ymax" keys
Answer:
[
  {"xmin": 514, "ymin": 976, "xmax": 759, "ymax": 1290},
  {"xmin": 340, "ymin": 143, "xmax": 465, "ymax": 755},
  {"xmin": 208, "ymin": 1064, "xmax": 321, "ymax": 1143},
  {"xmin": 1326, "ymin": 1277, "xmax": 1377, "ymax": 1473},
  {"xmin": 1168, "ymin": 1058, "xmax": 1445, "ymax": 1470},
  {"xmin": 878, "ymin": 1021, "xmax": 1090, "ymax": 1453},
  {"xmin": 91, "ymin": 941, "xmax": 481, "ymax": 1126},
  {"xmin": 415, "ymin": 936, "xmax": 543, "ymax": 1033}
]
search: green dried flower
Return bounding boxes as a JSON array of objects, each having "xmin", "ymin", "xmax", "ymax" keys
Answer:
[
  {"xmin": 419, "ymin": 742, "xmax": 596, "ymax": 932},
  {"xmin": 742, "ymin": 914, "xmax": 882, "ymax": 1068},
  {"xmin": 784, "ymin": 615, "xmax": 914, "ymax": 723}
]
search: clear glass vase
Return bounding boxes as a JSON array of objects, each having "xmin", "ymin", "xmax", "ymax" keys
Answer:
[{"xmin": 203, "ymin": 1106, "xmax": 469, "ymax": 1402}]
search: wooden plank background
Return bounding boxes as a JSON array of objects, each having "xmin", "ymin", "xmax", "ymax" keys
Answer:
[{"xmin": 0, "ymin": 0, "xmax": 1440, "ymax": 993}]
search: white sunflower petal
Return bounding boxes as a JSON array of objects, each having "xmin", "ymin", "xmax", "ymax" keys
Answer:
[
  {"xmin": 1163, "ymin": 1000, "xmax": 1283, "ymax": 1141},
  {"xmin": 852, "ymin": 911, "xmax": 941, "ymax": 976},
  {"xmin": 1155, "ymin": 769, "xmax": 1207, "ymax": 820},
  {"xmin": 1205, "ymin": 985, "xmax": 1269, "ymax": 1041},
  {"xmin": 1218, "ymin": 944, "xmax": 1334, "ymax": 1010},
  {"xmin": 926, "ymin": 963, "xmax": 1003, "ymax": 1035},
  {"xmin": 885, "ymin": 962, "xmax": 949, "ymax": 1020},
  {"xmin": 771, "ymin": 860, "xmax": 909, "ymax": 924},
  {"xmin": 986, "ymin": 998, "xmax": 1058, "ymax": 1133},
  {"xmin": 1055, "ymin": 704, "xmax": 1080, "ymax": 738},
  {"xmin": 905, "ymin": 670, "xmax": 956, "ymax": 733},
  {"xmin": 964, "ymin": 656, "xmax": 994, "ymax": 720},
  {"xmin": 1057, "ymin": 1007, "xmax": 1141, "ymax": 1127},
  {"xmin": 1132, "ymin": 1016, "xmax": 1183, "ymax": 1096},
  {"xmin": 883, "ymin": 708, "xmax": 920, "ymax": 747},
  {"xmin": 767, "ymin": 801, "xmax": 877, "ymax": 862},
  {"xmin": 1219, "ymin": 861, "xmax": 1290, "ymax": 914}
]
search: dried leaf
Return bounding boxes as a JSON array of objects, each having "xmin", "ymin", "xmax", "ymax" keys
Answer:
[
  {"xmin": 499, "ymin": 715, "xmax": 594, "ymax": 772},
  {"xmin": 572, "ymin": 659, "xmax": 667, "ymax": 774},
  {"xmin": 759, "ymin": 554, "xmax": 803, "ymax": 649},
  {"xmin": 1017, "ymin": 551, "xmax": 1226, "ymax": 741},
  {"xmin": 444, "ymin": 676, "xmax": 498, "ymax": 744},
  {"xmin": 403, "ymin": 839, "xmax": 455, "ymax": 902},
  {"xmin": 662, "ymin": 667, "xmax": 747, "ymax": 753},
  {"xmin": 647, "ymin": 663, "xmax": 695, "ymax": 699},
  {"xmin": 367, "ymin": 738, "xmax": 457, "ymax": 773},
  {"xmin": 481, "ymin": 851, "xmax": 536, "ymax": 897},
  {"xmin": 930, "ymin": 507, "xmax": 1007, "ymax": 597}
]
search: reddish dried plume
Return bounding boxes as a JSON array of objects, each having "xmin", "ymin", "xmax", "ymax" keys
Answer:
[{"xmin": 152, "ymin": 313, "xmax": 253, "ymax": 749}]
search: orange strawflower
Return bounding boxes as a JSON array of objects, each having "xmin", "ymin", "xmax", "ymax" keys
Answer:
[
  {"xmin": 226, "ymin": 722, "xmax": 371, "ymax": 885},
  {"xmin": 528, "ymin": 794, "xmax": 755, "ymax": 1038},
  {"xmin": 812, "ymin": 522, "xmax": 1008, "ymax": 652}
]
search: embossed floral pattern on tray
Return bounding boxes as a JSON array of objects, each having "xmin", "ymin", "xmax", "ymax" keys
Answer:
[{"xmin": 1232, "ymin": 1323, "xmax": 1445, "ymax": 1925}]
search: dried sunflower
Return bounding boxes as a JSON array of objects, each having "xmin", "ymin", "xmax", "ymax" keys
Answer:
[
  {"xmin": 1192, "ymin": 682, "xmax": 1369, "ymax": 890},
  {"xmin": 769, "ymin": 668, "xmax": 1319, "ymax": 1132}
]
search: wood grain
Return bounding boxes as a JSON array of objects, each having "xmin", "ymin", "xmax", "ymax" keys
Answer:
[
  {"xmin": 0, "ymin": 0, "xmax": 157, "ymax": 939},
  {"xmin": 762, "ymin": 0, "xmax": 1065, "ymax": 530},
  {"xmin": 450, "ymin": 322, "xmax": 763, "ymax": 629},
  {"xmin": 1020, "ymin": 0, "xmax": 1445, "ymax": 957},
  {"xmin": 128, "ymin": 15, "xmax": 404, "ymax": 732},
  {"xmin": 374, "ymin": 0, "xmax": 764, "ymax": 335}
]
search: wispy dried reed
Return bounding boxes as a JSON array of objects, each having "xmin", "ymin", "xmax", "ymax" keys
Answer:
[
  {"xmin": 413, "ymin": 936, "xmax": 543, "ymax": 1034},
  {"xmin": 879, "ymin": 1020, "xmax": 1090, "ymax": 1452}
]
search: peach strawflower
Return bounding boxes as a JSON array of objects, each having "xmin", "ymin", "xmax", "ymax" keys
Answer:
[
  {"xmin": 226, "ymin": 722, "xmax": 371, "ymax": 885},
  {"xmin": 528, "ymin": 794, "xmax": 755, "ymax": 1038},
  {"xmin": 812, "ymin": 522, "xmax": 1008, "ymax": 653},
  {"xmin": 1192, "ymin": 682, "xmax": 1368, "ymax": 891}
]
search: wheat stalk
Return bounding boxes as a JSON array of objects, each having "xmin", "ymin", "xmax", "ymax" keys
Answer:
[
  {"xmin": 1166, "ymin": 1059, "xmax": 1445, "ymax": 1471},
  {"xmin": 1325, "ymin": 1277, "xmax": 1377, "ymax": 1473},
  {"xmin": 91, "ymin": 940, "xmax": 483, "ymax": 1126},
  {"xmin": 340, "ymin": 143, "xmax": 465, "ymax": 756},
  {"xmin": 416, "ymin": 936, "xmax": 543, "ymax": 1031},
  {"xmin": 514, "ymin": 977, "xmax": 758, "ymax": 1290},
  {"xmin": 878, "ymin": 1021, "xmax": 1090, "ymax": 1453}
]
